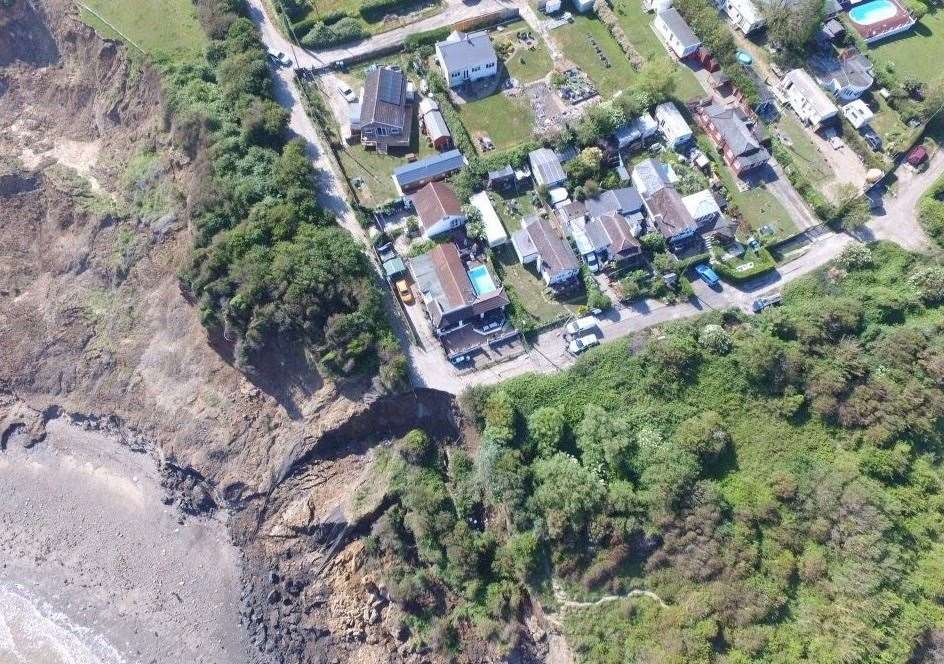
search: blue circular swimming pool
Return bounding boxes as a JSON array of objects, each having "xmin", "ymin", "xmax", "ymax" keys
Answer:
[{"xmin": 849, "ymin": 0, "xmax": 899, "ymax": 25}]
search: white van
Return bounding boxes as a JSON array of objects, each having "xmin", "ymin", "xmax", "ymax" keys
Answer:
[{"xmin": 565, "ymin": 315, "xmax": 599, "ymax": 336}]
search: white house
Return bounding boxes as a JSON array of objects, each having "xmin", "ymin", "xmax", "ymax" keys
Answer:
[
  {"xmin": 655, "ymin": 101, "xmax": 693, "ymax": 149},
  {"xmin": 653, "ymin": 8, "xmax": 701, "ymax": 60},
  {"xmin": 681, "ymin": 189, "xmax": 722, "ymax": 226},
  {"xmin": 411, "ymin": 181, "xmax": 467, "ymax": 238},
  {"xmin": 435, "ymin": 31, "xmax": 498, "ymax": 89},
  {"xmin": 469, "ymin": 192, "xmax": 509, "ymax": 247},
  {"xmin": 572, "ymin": 0, "xmax": 595, "ymax": 11},
  {"xmin": 842, "ymin": 99, "xmax": 874, "ymax": 129},
  {"xmin": 778, "ymin": 68, "xmax": 839, "ymax": 130},
  {"xmin": 644, "ymin": 0, "xmax": 673, "ymax": 11},
  {"xmin": 723, "ymin": 0, "xmax": 765, "ymax": 34}
]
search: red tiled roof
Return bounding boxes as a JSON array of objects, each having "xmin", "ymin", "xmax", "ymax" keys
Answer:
[
  {"xmin": 430, "ymin": 242, "xmax": 475, "ymax": 309},
  {"xmin": 411, "ymin": 182, "xmax": 462, "ymax": 231}
]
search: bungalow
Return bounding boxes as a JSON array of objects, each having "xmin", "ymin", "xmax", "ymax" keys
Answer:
[
  {"xmin": 814, "ymin": 51, "xmax": 874, "ymax": 102},
  {"xmin": 585, "ymin": 187, "xmax": 645, "ymax": 233},
  {"xmin": 357, "ymin": 66, "xmax": 413, "ymax": 153},
  {"xmin": 631, "ymin": 158, "xmax": 678, "ymax": 197},
  {"xmin": 411, "ymin": 181, "xmax": 467, "ymax": 238},
  {"xmin": 568, "ymin": 212, "xmax": 643, "ymax": 271},
  {"xmin": 723, "ymin": 0, "xmax": 765, "ymax": 33},
  {"xmin": 529, "ymin": 147, "xmax": 567, "ymax": 189},
  {"xmin": 512, "ymin": 216, "xmax": 580, "ymax": 287},
  {"xmin": 632, "ymin": 159, "xmax": 698, "ymax": 246},
  {"xmin": 777, "ymin": 68, "xmax": 838, "ymax": 130},
  {"xmin": 655, "ymin": 102, "xmax": 694, "ymax": 150},
  {"xmin": 693, "ymin": 98, "xmax": 770, "ymax": 176},
  {"xmin": 393, "ymin": 149, "xmax": 466, "ymax": 194},
  {"xmin": 469, "ymin": 191, "xmax": 510, "ymax": 248},
  {"xmin": 842, "ymin": 98, "xmax": 874, "ymax": 130},
  {"xmin": 613, "ymin": 113, "xmax": 659, "ymax": 150},
  {"xmin": 647, "ymin": 187, "xmax": 698, "ymax": 246},
  {"xmin": 435, "ymin": 31, "xmax": 498, "ymax": 89},
  {"xmin": 653, "ymin": 8, "xmax": 701, "ymax": 60},
  {"xmin": 681, "ymin": 189, "xmax": 722, "ymax": 225},
  {"xmin": 418, "ymin": 97, "xmax": 452, "ymax": 151},
  {"xmin": 409, "ymin": 242, "xmax": 510, "ymax": 346}
]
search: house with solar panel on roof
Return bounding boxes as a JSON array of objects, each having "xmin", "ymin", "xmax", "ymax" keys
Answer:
[{"xmin": 351, "ymin": 66, "xmax": 414, "ymax": 153}]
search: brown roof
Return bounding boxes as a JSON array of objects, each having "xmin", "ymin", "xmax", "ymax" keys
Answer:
[
  {"xmin": 526, "ymin": 217, "xmax": 578, "ymax": 277},
  {"xmin": 647, "ymin": 188, "xmax": 696, "ymax": 239},
  {"xmin": 361, "ymin": 67, "xmax": 408, "ymax": 130},
  {"xmin": 411, "ymin": 182, "xmax": 462, "ymax": 232},
  {"xmin": 598, "ymin": 213, "xmax": 640, "ymax": 256},
  {"xmin": 431, "ymin": 242, "xmax": 475, "ymax": 310}
]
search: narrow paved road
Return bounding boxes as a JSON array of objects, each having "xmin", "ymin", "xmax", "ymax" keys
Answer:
[
  {"xmin": 247, "ymin": 0, "xmax": 940, "ymax": 395},
  {"xmin": 261, "ymin": 0, "xmax": 511, "ymax": 69}
]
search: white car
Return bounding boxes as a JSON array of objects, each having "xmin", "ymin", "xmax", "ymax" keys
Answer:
[
  {"xmin": 568, "ymin": 333, "xmax": 600, "ymax": 355},
  {"xmin": 337, "ymin": 83, "xmax": 357, "ymax": 103},
  {"xmin": 565, "ymin": 315, "xmax": 599, "ymax": 336},
  {"xmin": 268, "ymin": 50, "xmax": 291, "ymax": 67}
]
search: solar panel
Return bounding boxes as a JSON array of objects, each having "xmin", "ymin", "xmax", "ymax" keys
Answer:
[{"xmin": 378, "ymin": 70, "xmax": 402, "ymax": 105}]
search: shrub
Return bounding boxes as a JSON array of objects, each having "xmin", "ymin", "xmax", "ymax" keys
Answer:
[
  {"xmin": 699, "ymin": 324, "xmax": 732, "ymax": 354},
  {"xmin": 404, "ymin": 26, "xmax": 450, "ymax": 51},
  {"xmin": 300, "ymin": 17, "xmax": 368, "ymax": 49},
  {"xmin": 837, "ymin": 243, "xmax": 873, "ymax": 270},
  {"xmin": 909, "ymin": 266, "xmax": 944, "ymax": 304}
]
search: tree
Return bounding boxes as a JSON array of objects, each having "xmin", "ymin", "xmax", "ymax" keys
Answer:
[
  {"xmin": 698, "ymin": 323, "xmax": 732, "ymax": 354},
  {"xmin": 575, "ymin": 404, "xmax": 634, "ymax": 478},
  {"xmin": 532, "ymin": 453, "xmax": 606, "ymax": 541},
  {"xmin": 838, "ymin": 243, "xmax": 873, "ymax": 270},
  {"xmin": 909, "ymin": 266, "xmax": 944, "ymax": 304},
  {"xmin": 493, "ymin": 531, "xmax": 541, "ymax": 583},
  {"xmin": 528, "ymin": 407, "xmax": 567, "ymax": 458},
  {"xmin": 674, "ymin": 411, "xmax": 730, "ymax": 463},
  {"xmin": 763, "ymin": 0, "xmax": 823, "ymax": 54},
  {"xmin": 566, "ymin": 147, "xmax": 604, "ymax": 184}
]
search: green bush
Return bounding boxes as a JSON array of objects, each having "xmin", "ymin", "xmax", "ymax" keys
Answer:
[
  {"xmin": 403, "ymin": 26, "xmax": 450, "ymax": 51},
  {"xmin": 300, "ymin": 17, "xmax": 368, "ymax": 48}
]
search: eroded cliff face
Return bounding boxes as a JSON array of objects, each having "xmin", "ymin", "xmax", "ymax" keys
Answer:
[
  {"xmin": 0, "ymin": 0, "xmax": 377, "ymax": 500},
  {"xmin": 0, "ymin": 3, "xmax": 478, "ymax": 663}
]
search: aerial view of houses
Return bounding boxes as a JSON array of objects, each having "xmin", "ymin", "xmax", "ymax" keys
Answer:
[{"xmin": 292, "ymin": 0, "xmax": 942, "ymax": 372}]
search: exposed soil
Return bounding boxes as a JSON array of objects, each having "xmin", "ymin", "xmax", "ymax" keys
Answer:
[{"xmin": 0, "ymin": 2, "xmax": 523, "ymax": 663}]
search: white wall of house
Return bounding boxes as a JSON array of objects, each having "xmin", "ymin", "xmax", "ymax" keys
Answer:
[
  {"xmin": 423, "ymin": 214, "xmax": 467, "ymax": 239},
  {"xmin": 653, "ymin": 14, "xmax": 699, "ymax": 59},
  {"xmin": 436, "ymin": 45, "xmax": 498, "ymax": 89}
]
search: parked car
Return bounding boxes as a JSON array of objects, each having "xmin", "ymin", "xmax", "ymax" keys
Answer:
[
  {"xmin": 268, "ymin": 50, "xmax": 291, "ymax": 67},
  {"xmin": 395, "ymin": 279, "xmax": 414, "ymax": 305},
  {"xmin": 751, "ymin": 292, "xmax": 783, "ymax": 313},
  {"xmin": 450, "ymin": 354, "xmax": 471, "ymax": 366},
  {"xmin": 862, "ymin": 128, "xmax": 882, "ymax": 152},
  {"xmin": 337, "ymin": 82, "xmax": 357, "ymax": 103},
  {"xmin": 694, "ymin": 264, "xmax": 720, "ymax": 288},
  {"xmin": 565, "ymin": 315, "xmax": 599, "ymax": 336},
  {"xmin": 568, "ymin": 333, "xmax": 600, "ymax": 355}
]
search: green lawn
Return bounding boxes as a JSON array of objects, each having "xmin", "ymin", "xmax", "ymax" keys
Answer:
[
  {"xmin": 79, "ymin": 0, "xmax": 207, "ymax": 63},
  {"xmin": 493, "ymin": 246, "xmax": 584, "ymax": 323},
  {"xmin": 456, "ymin": 93, "xmax": 535, "ymax": 150},
  {"xmin": 490, "ymin": 188, "xmax": 539, "ymax": 232},
  {"xmin": 494, "ymin": 21, "xmax": 554, "ymax": 84},
  {"xmin": 865, "ymin": 8, "xmax": 944, "ymax": 86},
  {"xmin": 337, "ymin": 119, "xmax": 437, "ymax": 206},
  {"xmin": 773, "ymin": 115, "xmax": 834, "ymax": 184},
  {"xmin": 610, "ymin": 0, "xmax": 705, "ymax": 100},
  {"xmin": 552, "ymin": 15, "xmax": 639, "ymax": 97}
]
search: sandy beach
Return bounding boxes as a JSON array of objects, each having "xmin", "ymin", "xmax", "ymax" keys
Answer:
[{"xmin": 0, "ymin": 417, "xmax": 253, "ymax": 664}]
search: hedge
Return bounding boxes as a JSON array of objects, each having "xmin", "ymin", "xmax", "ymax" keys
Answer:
[
  {"xmin": 404, "ymin": 26, "xmax": 450, "ymax": 51},
  {"xmin": 300, "ymin": 17, "xmax": 368, "ymax": 49},
  {"xmin": 360, "ymin": 0, "xmax": 408, "ymax": 21},
  {"xmin": 713, "ymin": 249, "xmax": 776, "ymax": 281}
]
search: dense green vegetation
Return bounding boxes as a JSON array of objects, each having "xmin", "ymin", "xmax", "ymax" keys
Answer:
[
  {"xmin": 919, "ymin": 171, "xmax": 944, "ymax": 248},
  {"xmin": 162, "ymin": 0, "xmax": 402, "ymax": 384},
  {"xmin": 368, "ymin": 242, "xmax": 944, "ymax": 661}
]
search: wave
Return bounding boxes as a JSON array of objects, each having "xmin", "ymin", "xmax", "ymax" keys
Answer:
[{"xmin": 0, "ymin": 581, "xmax": 127, "ymax": 664}]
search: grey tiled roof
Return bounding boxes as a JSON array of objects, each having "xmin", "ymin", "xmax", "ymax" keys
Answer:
[
  {"xmin": 361, "ymin": 67, "xmax": 407, "ymax": 129},
  {"xmin": 393, "ymin": 149, "xmax": 465, "ymax": 188},
  {"xmin": 657, "ymin": 8, "xmax": 700, "ymax": 50},
  {"xmin": 529, "ymin": 148, "xmax": 566, "ymax": 187},
  {"xmin": 436, "ymin": 31, "xmax": 496, "ymax": 72}
]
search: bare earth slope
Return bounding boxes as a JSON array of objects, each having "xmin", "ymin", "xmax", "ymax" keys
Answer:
[{"xmin": 0, "ymin": 2, "xmax": 488, "ymax": 663}]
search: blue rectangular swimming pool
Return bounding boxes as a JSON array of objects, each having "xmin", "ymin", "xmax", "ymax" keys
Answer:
[{"xmin": 468, "ymin": 265, "xmax": 497, "ymax": 296}]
